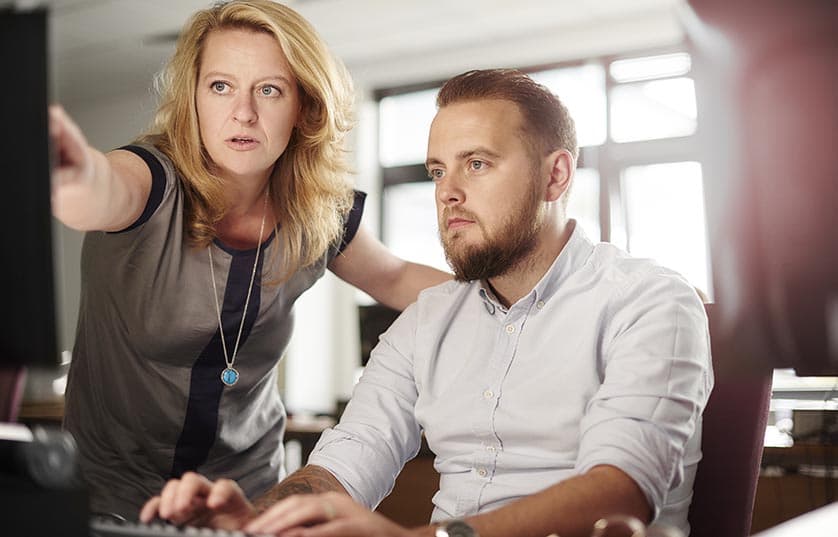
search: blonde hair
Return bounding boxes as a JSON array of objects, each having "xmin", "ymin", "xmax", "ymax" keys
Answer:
[{"xmin": 143, "ymin": 0, "xmax": 355, "ymax": 280}]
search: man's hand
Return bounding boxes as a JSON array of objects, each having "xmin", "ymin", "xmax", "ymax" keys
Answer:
[
  {"xmin": 245, "ymin": 491, "xmax": 419, "ymax": 537},
  {"xmin": 139, "ymin": 472, "xmax": 257, "ymax": 530}
]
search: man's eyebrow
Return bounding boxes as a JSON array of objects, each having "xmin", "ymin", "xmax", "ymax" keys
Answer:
[
  {"xmin": 425, "ymin": 157, "xmax": 444, "ymax": 170},
  {"xmin": 426, "ymin": 148, "xmax": 502, "ymax": 169},
  {"xmin": 457, "ymin": 147, "xmax": 501, "ymax": 160}
]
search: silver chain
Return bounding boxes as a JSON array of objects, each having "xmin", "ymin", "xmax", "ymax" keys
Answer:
[{"xmin": 208, "ymin": 189, "xmax": 269, "ymax": 371}]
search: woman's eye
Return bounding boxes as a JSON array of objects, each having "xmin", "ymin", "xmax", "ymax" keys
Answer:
[
  {"xmin": 211, "ymin": 81, "xmax": 228, "ymax": 93},
  {"xmin": 260, "ymin": 85, "xmax": 279, "ymax": 97}
]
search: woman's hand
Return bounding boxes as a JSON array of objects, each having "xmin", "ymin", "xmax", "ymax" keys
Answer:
[
  {"xmin": 49, "ymin": 104, "xmax": 96, "ymax": 197},
  {"xmin": 48, "ymin": 104, "xmax": 151, "ymax": 231},
  {"xmin": 139, "ymin": 472, "xmax": 257, "ymax": 531}
]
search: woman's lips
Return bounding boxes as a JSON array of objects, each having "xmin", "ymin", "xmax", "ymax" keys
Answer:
[{"xmin": 225, "ymin": 137, "xmax": 260, "ymax": 151}]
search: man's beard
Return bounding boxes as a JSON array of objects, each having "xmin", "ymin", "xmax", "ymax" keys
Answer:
[{"xmin": 441, "ymin": 180, "xmax": 543, "ymax": 282}]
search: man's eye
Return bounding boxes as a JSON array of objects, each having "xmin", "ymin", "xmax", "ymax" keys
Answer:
[
  {"xmin": 429, "ymin": 169, "xmax": 444, "ymax": 180},
  {"xmin": 211, "ymin": 81, "xmax": 229, "ymax": 93},
  {"xmin": 469, "ymin": 160, "xmax": 485, "ymax": 171}
]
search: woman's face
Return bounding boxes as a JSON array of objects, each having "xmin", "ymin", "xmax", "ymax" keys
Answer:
[{"xmin": 196, "ymin": 28, "xmax": 301, "ymax": 184}]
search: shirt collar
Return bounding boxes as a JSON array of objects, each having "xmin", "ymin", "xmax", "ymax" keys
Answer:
[{"xmin": 476, "ymin": 220, "xmax": 595, "ymax": 313}]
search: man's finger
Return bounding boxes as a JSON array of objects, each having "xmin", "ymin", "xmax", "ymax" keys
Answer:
[{"xmin": 245, "ymin": 495, "xmax": 339, "ymax": 534}]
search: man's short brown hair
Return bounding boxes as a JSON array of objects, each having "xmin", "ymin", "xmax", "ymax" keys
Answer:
[{"xmin": 436, "ymin": 69, "xmax": 578, "ymax": 161}]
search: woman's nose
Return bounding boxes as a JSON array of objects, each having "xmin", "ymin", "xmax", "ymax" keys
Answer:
[{"xmin": 233, "ymin": 94, "xmax": 258, "ymax": 124}]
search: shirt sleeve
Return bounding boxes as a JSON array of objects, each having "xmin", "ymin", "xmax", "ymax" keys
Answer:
[
  {"xmin": 307, "ymin": 301, "xmax": 422, "ymax": 508},
  {"xmin": 335, "ymin": 190, "xmax": 366, "ymax": 255},
  {"xmin": 112, "ymin": 144, "xmax": 168, "ymax": 233},
  {"xmin": 575, "ymin": 268, "xmax": 713, "ymax": 519}
]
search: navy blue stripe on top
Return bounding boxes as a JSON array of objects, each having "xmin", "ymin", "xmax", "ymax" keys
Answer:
[
  {"xmin": 338, "ymin": 190, "xmax": 366, "ymax": 254},
  {"xmin": 114, "ymin": 145, "xmax": 167, "ymax": 233},
  {"xmin": 171, "ymin": 244, "xmax": 265, "ymax": 477}
]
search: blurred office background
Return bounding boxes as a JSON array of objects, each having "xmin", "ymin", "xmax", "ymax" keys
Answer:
[
  {"xmin": 12, "ymin": 0, "xmax": 835, "ymax": 531},
  {"xmin": 38, "ymin": 0, "xmax": 714, "ymax": 412}
]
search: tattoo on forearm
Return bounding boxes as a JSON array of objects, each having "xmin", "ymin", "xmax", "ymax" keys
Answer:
[{"xmin": 253, "ymin": 466, "xmax": 344, "ymax": 512}]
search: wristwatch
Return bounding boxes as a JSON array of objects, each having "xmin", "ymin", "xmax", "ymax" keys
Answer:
[{"xmin": 435, "ymin": 519, "xmax": 479, "ymax": 537}]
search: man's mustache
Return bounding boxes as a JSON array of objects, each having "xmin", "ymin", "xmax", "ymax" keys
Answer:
[{"xmin": 441, "ymin": 208, "xmax": 479, "ymax": 227}]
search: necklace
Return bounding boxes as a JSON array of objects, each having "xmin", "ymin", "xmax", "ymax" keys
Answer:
[{"xmin": 208, "ymin": 189, "xmax": 269, "ymax": 387}]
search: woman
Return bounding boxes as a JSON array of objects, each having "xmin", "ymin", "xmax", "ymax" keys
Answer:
[{"xmin": 51, "ymin": 0, "xmax": 448, "ymax": 519}]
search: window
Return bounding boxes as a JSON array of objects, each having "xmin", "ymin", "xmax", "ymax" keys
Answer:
[
  {"xmin": 610, "ymin": 77, "xmax": 697, "ymax": 143},
  {"xmin": 622, "ymin": 161, "xmax": 709, "ymax": 292},
  {"xmin": 382, "ymin": 181, "xmax": 447, "ymax": 272},
  {"xmin": 531, "ymin": 64, "xmax": 606, "ymax": 148},
  {"xmin": 376, "ymin": 50, "xmax": 710, "ymax": 296},
  {"xmin": 379, "ymin": 88, "xmax": 439, "ymax": 168}
]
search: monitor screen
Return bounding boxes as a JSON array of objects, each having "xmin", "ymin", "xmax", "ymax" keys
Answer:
[
  {"xmin": 686, "ymin": 0, "xmax": 838, "ymax": 376},
  {"xmin": 0, "ymin": 7, "xmax": 60, "ymax": 369}
]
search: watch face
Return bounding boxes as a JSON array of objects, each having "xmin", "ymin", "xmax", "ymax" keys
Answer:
[{"xmin": 436, "ymin": 519, "xmax": 478, "ymax": 537}]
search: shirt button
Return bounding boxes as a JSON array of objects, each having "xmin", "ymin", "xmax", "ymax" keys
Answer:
[
  {"xmin": 477, "ymin": 468, "xmax": 488, "ymax": 478},
  {"xmin": 483, "ymin": 389, "xmax": 494, "ymax": 399},
  {"xmin": 536, "ymin": 300, "xmax": 545, "ymax": 309},
  {"xmin": 505, "ymin": 324, "xmax": 515, "ymax": 334}
]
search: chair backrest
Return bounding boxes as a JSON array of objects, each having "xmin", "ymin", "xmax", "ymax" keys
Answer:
[
  {"xmin": 687, "ymin": 303, "xmax": 773, "ymax": 537},
  {"xmin": 0, "ymin": 365, "xmax": 26, "ymax": 422}
]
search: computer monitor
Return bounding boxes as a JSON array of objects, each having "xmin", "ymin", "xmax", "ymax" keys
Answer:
[
  {"xmin": 0, "ymin": 7, "xmax": 60, "ymax": 371},
  {"xmin": 685, "ymin": 0, "xmax": 838, "ymax": 376}
]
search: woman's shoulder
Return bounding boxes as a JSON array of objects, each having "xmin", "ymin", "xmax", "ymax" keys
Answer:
[
  {"xmin": 117, "ymin": 136, "xmax": 178, "ymax": 182},
  {"xmin": 107, "ymin": 137, "xmax": 183, "ymax": 233}
]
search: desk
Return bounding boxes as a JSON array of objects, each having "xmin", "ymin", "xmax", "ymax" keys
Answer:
[
  {"xmin": 753, "ymin": 502, "xmax": 838, "ymax": 537},
  {"xmin": 752, "ymin": 444, "xmax": 838, "ymax": 533},
  {"xmin": 18, "ymin": 398, "xmax": 64, "ymax": 424}
]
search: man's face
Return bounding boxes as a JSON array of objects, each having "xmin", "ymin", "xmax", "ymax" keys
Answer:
[{"xmin": 426, "ymin": 99, "xmax": 546, "ymax": 281}]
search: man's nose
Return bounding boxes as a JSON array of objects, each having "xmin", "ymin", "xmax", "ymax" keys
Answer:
[{"xmin": 436, "ymin": 174, "xmax": 465, "ymax": 207}]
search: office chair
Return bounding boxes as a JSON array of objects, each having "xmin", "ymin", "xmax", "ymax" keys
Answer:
[
  {"xmin": 687, "ymin": 303, "xmax": 773, "ymax": 537},
  {"xmin": 0, "ymin": 366, "xmax": 26, "ymax": 422}
]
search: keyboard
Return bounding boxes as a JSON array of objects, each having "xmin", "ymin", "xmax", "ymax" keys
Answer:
[{"xmin": 90, "ymin": 517, "xmax": 272, "ymax": 537}]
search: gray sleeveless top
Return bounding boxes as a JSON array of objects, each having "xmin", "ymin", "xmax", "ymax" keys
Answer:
[{"xmin": 63, "ymin": 143, "xmax": 364, "ymax": 518}]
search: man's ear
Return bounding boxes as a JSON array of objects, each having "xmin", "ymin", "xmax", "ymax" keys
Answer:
[{"xmin": 544, "ymin": 149, "xmax": 574, "ymax": 202}]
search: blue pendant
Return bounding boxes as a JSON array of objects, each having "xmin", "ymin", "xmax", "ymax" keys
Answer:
[{"xmin": 221, "ymin": 367, "xmax": 239, "ymax": 386}]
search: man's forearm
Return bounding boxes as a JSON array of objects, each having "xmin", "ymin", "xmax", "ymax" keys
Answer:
[
  {"xmin": 464, "ymin": 465, "xmax": 651, "ymax": 537},
  {"xmin": 252, "ymin": 465, "xmax": 348, "ymax": 513}
]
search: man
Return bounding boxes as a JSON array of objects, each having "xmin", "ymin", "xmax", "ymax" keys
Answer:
[{"xmin": 141, "ymin": 69, "xmax": 713, "ymax": 537}]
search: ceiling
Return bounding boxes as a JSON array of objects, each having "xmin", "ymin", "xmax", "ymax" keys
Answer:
[{"xmin": 11, "ymin": 0, "xmax": 686, "ymax": 107}]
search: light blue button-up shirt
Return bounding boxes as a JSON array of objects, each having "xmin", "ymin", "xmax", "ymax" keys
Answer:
[{"xmin": 309, "ymin": 224, "xmax": 713, "ymax": 534}]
